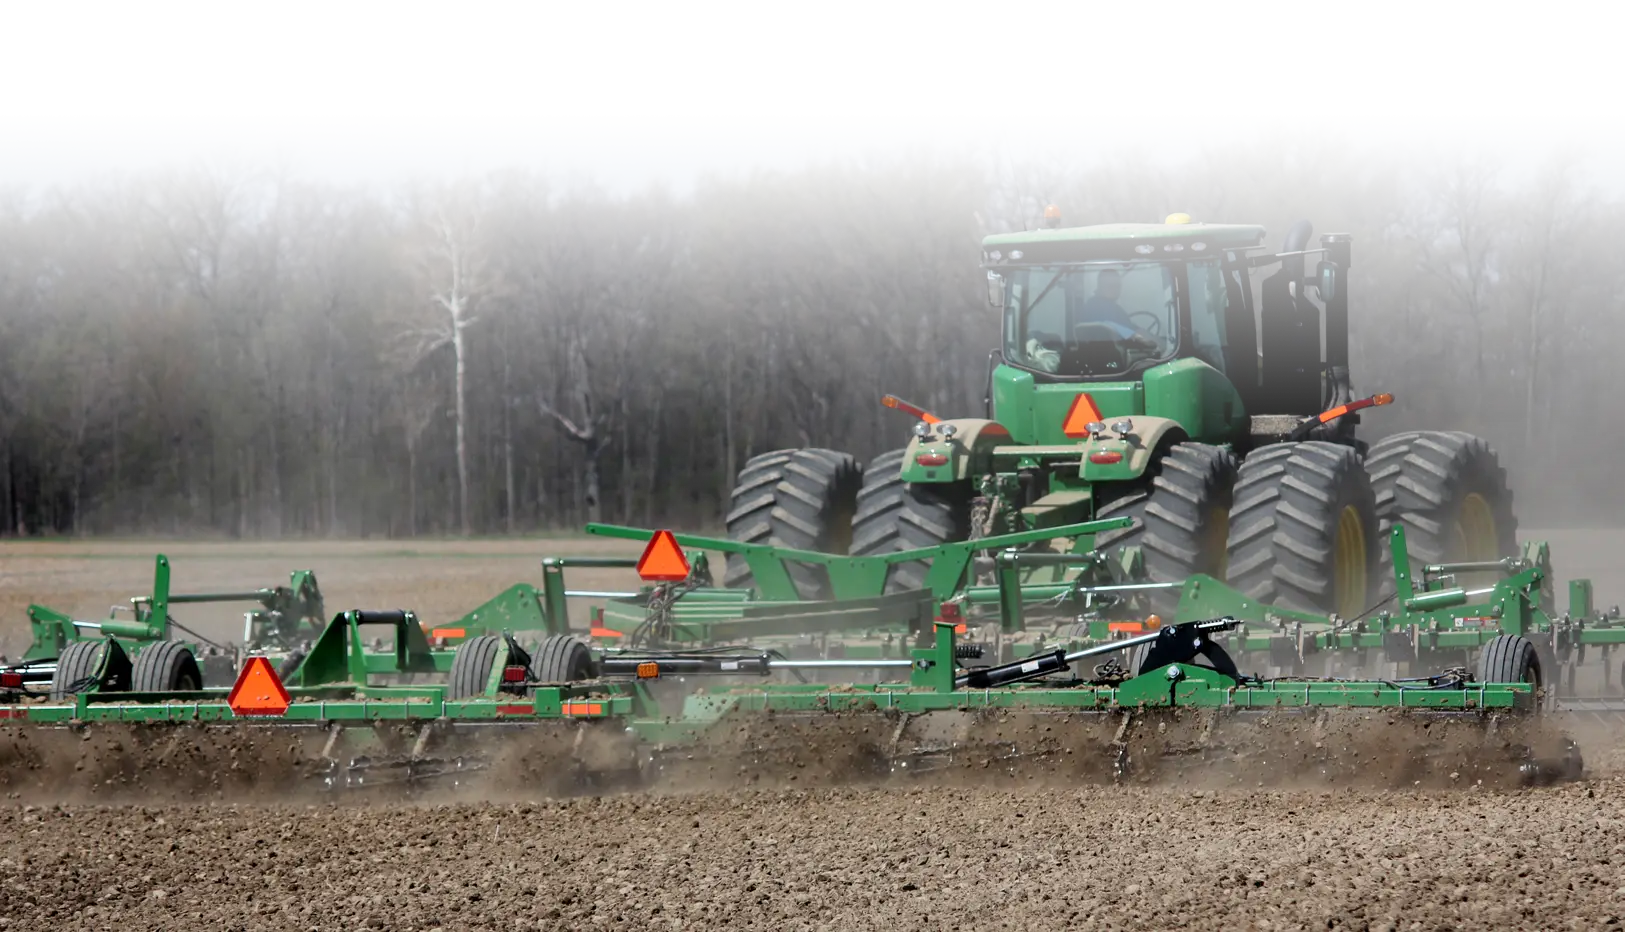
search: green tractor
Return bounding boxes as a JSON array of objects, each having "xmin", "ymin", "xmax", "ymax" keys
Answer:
[{"xmin": 722, "ymin": 212, "xmax": 1517, "ymax": 621}]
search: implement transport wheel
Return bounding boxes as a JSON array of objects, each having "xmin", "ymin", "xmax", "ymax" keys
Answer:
[
  {"xmin": 49, "ymin": 640, "xmax": 112, "ymax": 700},
  {"xmin": 1226, "ymin": 441, "xmax": 1378, "ymax": 618},
  {"xmin": 531, "ymin": 634, "xmax": 595, "ymax": 684},
  {"xmin": 447, "ymin": 635, "xmax": 509, "ymax": 700},
  {"xmin": 849, "ymin": 448, "xmax": 973, "ymax": 595},
  {"xmin": 723, "ymin": 448, "xmax": 862, "ymax": 599},
  {"xmin": 130, "ymin": 641, "xmax": 202, "ymax": 692},
  {"xmin": 1365, "ymin": 431, "xmax": 1519, "ymax": 598},
  {"xmin": 1477, "ymin": 634, "xmax": 1552, "ymax": 710},
  {"xmin": 1096, "ymin": 442, "xmax": 1239, "ymax": 618}
]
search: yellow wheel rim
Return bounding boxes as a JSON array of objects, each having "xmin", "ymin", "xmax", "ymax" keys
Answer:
[
  {"xmin": 1454, "ymin": 492, "xmax": 1498, "ymax": 561},
  {"xmin": 1333, "ymin": 505, "xmax": 1368, "ymax": 619},
  {"xmin": 1205, "ymin": 506, "xmax": 1231, "ymax": 578}
]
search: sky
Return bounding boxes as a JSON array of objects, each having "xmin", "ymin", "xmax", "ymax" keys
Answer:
[{"xmin": 3, "ymin": 113, "xmax": 1625, "ymax": 197}]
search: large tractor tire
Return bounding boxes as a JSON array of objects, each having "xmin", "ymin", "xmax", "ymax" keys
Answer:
[
  {"xmin": 722, "ymin": 448, "xmax": 862, "ymax": 599},
  {"xmin": 1095, "ymin": 442, "xmax": 1239, "ymax": 618},
  {"xmin": 849, "ymin": 448, "xmax": 973, "ymax": 595},
  {"xmin": 1226, "ymin": 441, "xmax": 1379, "ymax": 619},
  {"xmin": 1364, "ymin": 430, "xmax": 1518, "ymax": 598}
]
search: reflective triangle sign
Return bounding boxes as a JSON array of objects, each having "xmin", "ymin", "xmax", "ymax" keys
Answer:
[
  {"xmin": 1062, "ymin": 393, "xmax": 1105, "ymax": 439},
  {"xmin": 227, "ymin": 656, "xmax": 291, "ymax": 717},
  {"xmin": 637, "ymin": 530, "xmax": 691, "ymax": 581}
]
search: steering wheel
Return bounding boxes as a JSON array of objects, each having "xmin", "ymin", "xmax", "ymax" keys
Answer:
[{"xmin": 1128, "ymin": 311, "xmax": 1163, "ymax": 338}]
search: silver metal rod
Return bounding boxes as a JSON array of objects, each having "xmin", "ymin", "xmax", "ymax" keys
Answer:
[
  {"xmin": 1072, "ymin": 582, "xmax": 1182, "ymax": 593},
  {"xmin": 769, "ymin": 659, "xmax": 915, "ymax": 669},
  {"xmin": 71, "ymin": 621, "xmax": 103, "ymax": 629},
  {"xmin": 1063, "ymin": 630, "xmax": 1162, "ymax": 663},
  {"xmin": 564, "ymin": 590, "xmax": 640, "ymax": 599}
]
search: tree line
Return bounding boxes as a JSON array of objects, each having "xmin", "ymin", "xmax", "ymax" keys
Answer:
[{"xmin": 0, "ymin": 144, "xmax": 1618, "ymax": 538}]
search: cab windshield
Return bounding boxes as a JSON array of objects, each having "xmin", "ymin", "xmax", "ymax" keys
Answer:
[{"xmin": 1001, "ymin": 262, "xmax": 1177, "ymax": 377}]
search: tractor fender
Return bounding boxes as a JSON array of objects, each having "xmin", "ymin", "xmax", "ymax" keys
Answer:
[
  {"xmin": 1078, "ymin": 416, "xmax": 1189, "ymax": 483},
  {"xmin": 898, "ymin": 418, "xmax": 1012, "ymax": 483}
]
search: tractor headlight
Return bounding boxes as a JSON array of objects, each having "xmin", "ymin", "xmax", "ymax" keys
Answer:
[
  {"xmin": 1111, "ymin": 419, "xmax": 1134, "ymax": 437},
  {"xmin": 939, "ymin": 423, "xmax": 958, "ymax": 439},
  {"xmin": 914, "ymin": 421, "xmax": 932, "ymax": 439}
]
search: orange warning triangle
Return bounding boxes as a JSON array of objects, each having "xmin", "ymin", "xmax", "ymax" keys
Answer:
[
  {"xmin": 227, "ymin": 656, "xmax": 292, "ymax": 717},
  {"xmin": 636, "ymin": 530, "xmax": 691, "ymax": 582},
  {"xmin": 1062, "ymin": 393, "xmax": 1105, "ymax": 439}
]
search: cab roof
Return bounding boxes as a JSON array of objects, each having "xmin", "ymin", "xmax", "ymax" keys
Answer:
[{"xmin": 975, "ymin": 220, "xmax": 1267, "ymax": 248}]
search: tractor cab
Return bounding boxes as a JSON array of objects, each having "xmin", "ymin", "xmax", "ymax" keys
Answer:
[
  {"xmin": 983, "ymin": 213, "xmax": 1354, "ymax": 449},
  {"xmin": 997, "ymin": 257, "xmax": 1215, "ymax": 379}
]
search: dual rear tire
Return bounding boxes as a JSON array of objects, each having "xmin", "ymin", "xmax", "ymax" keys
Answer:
[
  {"xmin": 720, "ymin": 430, "xmax": 1516, "ymax": 620},
  {"xmin": 1108, "ymin": 432, "xmax": 1516, "ymax": 620}
]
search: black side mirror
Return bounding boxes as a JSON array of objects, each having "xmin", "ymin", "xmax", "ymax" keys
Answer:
[{"xmin": 1315, "ymin": 261, "xmax": 1339, "ymax": 303}]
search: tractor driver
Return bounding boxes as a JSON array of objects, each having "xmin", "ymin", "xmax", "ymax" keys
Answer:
[
  {"xmin": 1078, "ymin": 269, "xmax": 1134, "ymax": 329},
  {"xmin": 1020, "ymin": 266, "xmax": 1163, "ymax": 373}
]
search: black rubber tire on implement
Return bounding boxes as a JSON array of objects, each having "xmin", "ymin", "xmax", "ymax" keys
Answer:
[
  {"xmin": 531, "ymin": 634, "xmax": 595, "ymax": 684},
  {"xmin": 849, "ymin": 448, "xmax": 973, "ymax": 595},
  {"xmin": 1225, "ymin": 441, "xmax": 1379, "ymax": 618},
  {"xmin": 50, "ymin": 639, "xmax": 110, "ymax": 700},
  {"xmin": 130, "ymin": 641, "xmax": 202, "ymax": 692},
  {"xmin": 1364, "ymin": 430, "xmax": 1519, "ymax": 599},
  {"xmin": 1095, "ymin": 442, "xmax": 1239, "ymax": 618},
  {"xmin": 447, "ymin": 634, "xmax": 505, "ymax": 700},
  {"xmin": 1478, "ymin": 633, "xmax": 1544, "ymax": 697},
  {"xmin": 722, "ymin": 448, "xmax": 863, "ymax": 599}
]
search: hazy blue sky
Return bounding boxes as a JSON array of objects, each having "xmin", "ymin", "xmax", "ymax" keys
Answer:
[{"xmin": 3, "ymin": 113, "xmax": 1625, "ymax": 193}]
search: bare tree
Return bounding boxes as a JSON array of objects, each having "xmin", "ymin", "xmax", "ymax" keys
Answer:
[
  {"xmin": 400, "ymin": 195, "xmax": 487, "ymax": 535},
  {"xmin": 1506, "ymin": 156, "xmax": 1583, "ymax": 448},
  {"xmin": 1397, "ymin": 133, "xmax": 1508, "ymax": 379}
]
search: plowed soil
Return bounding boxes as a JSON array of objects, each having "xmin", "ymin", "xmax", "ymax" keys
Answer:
[
  {"xmin": 3, "ymin": 780, "xmax": 1625, "ymax": 930},
  {"xmin": 2, "ymin": 532, "xmax": 1623, "ymax": 929}
]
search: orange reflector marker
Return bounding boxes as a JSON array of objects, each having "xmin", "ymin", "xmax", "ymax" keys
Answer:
[
  {"xmin": 560, "ymin": 702, "xmax": 604, "ymax": 716},
  {"xmin": 1321, "ymin": 392, "xmax": 1395, "ymax": 423},
  {"xmin": 636, "ymin": 662, "xmax": 660, "ymax": 679},
  {"xmin": 227, "ymin": 656, "xmax": 291, "ymax": 717},
  {"xmin": 636, "ymin": 530, "xmax": 690, "ymax": 582},
  {"xmin": 431, "ymin": 627, "xmax": 466, "ymax": 639},
  {"xmin": 882, "ymin": 394, "xmax": 941, "ymax": 424},
  {"xmin": 1062, "ymin": 394, "xmax": 1105, "ymax": 439},
  {"xmin": 1108, "ymin": 621, "xmax": 1144, "ymax": 633},
  {"xmin": 953, "ymin": 623, "xmax": 967, "ymax": 635},
  {"xmin": 1146, "ymin": 614, "xmax": 1162, "ymax": 629},
  {"xmin": 590, "ymin": 626, "xmax": 624, "ymax": 639}
]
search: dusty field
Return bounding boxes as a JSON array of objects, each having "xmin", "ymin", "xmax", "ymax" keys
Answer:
[{"xmin": 0, "ymin": 530, "xmax": 1622, "ymax": 929}]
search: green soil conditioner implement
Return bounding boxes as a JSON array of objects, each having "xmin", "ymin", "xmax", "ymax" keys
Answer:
[{"xmin": 0, "ymin": 520, "xmax": 1603, "ymax": 796}]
